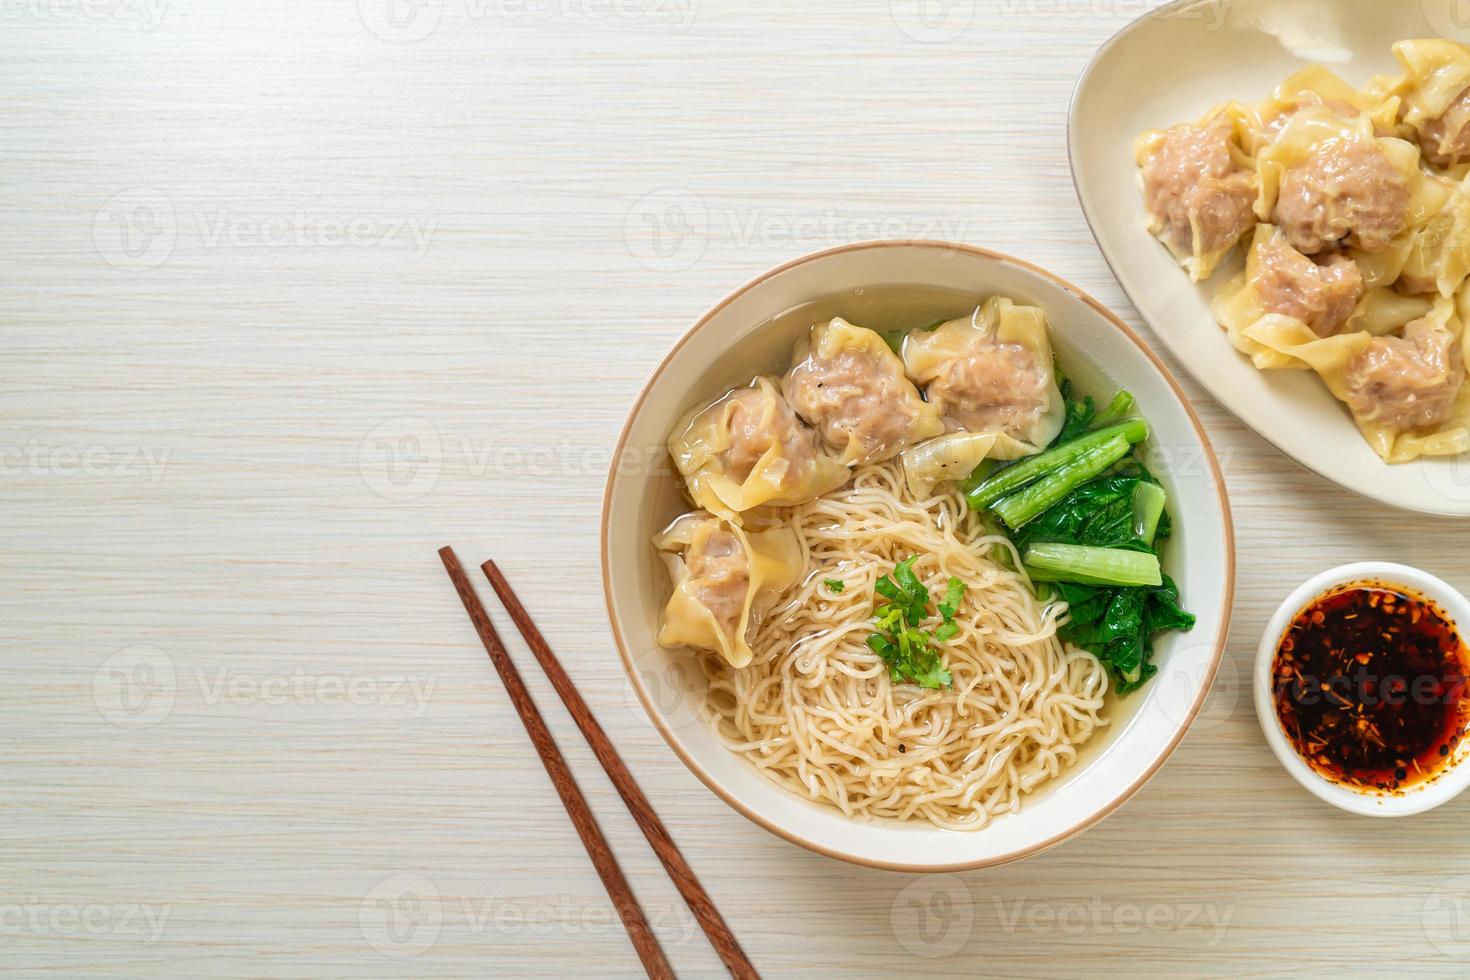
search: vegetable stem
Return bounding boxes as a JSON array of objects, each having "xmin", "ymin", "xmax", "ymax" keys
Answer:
[
  {"xmin": 990, "ymin": 436, "xmax": 1132, "ymax": 529},
  {"xmin": 1023, "ymin": 543, "xmax": 1163, "ymax": 588},
  {"xmin": 1093, "ymin": 390, "xmax": 1136, "ymax": 428},
  {"xmin": 964, "ymin": 419, "xmax": 1148, "ymax": 508},
  {"xmin": 1132, "ymin": 482, "xmax": 1168, "ymax": 546}
]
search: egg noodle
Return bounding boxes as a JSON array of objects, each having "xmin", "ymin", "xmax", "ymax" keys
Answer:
[{"xmin": 699, "ymin": 460, "xmax": 1108, "ymax": 830}]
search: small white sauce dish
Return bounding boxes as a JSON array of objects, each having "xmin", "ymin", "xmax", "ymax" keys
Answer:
[{"xmin": 1254, "ymin": 562, "xmax": 1470, "ymax": 817}]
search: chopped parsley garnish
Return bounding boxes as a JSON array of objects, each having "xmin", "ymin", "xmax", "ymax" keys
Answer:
[
  {"xmin": 866, "ymin": 556, "xmax": 967, "ymax": 690},
  {"xmin": 824, "ymin": 578, "xmax": 845, "ymax": 594},
  {"xmin": 935, "ymin": 577, "xmax": 965, "ymax": 642}
]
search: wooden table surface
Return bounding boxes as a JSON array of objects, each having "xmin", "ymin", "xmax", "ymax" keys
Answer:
[{"xmin": 6, "ymin": 1, "xmax": 1470, "ymax": 976}]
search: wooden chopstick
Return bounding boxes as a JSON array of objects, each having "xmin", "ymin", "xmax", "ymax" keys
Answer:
[
  {"xmin": 481, "ymin": 560, "xmax": 760, "ymax": 980},
  {"xmin": 437, "ymin": 547, "xmax": 674, "ymax": 980}
]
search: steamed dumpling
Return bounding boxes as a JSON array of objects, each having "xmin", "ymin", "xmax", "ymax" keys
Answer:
[
  {"xmin": 782, "ymin": 317, "xmax": 943, "ymax": 465},
  {"xmin": 1257, "ymin": 107, "xmax": 1432, "ymax": 255},
  {"xmin": 653, "ymin": 512, "xmax": 801, "ymax": 668},
  {"xmin": 1382, "ymin": 40, "xmax": 1470, "ymax": 169},
  {"xmin": 1209, "ymin": 225, "xmax": 1435, "ymax": 371},
  {"xmin": 1242, "ymin": 226, "xmax": 1364, "ymax": 338},
  {"xmin": 901, "ymin": 297, "xmax": 1065, "ymax": 459},
  {"xmin": 1136, "ymin": 105, "xmax": 1259, "ymax": 280},
  {"xmin": 1244, "ymin": 296, "xmax": 1470, "ymax": 462},
  {"xmin": 669, "ymin": 376, "xmax": 849, "ymax": 519},
  {"xmin": 1344, "ymin": 311, "xmax": 1465, "ymax": 435}
]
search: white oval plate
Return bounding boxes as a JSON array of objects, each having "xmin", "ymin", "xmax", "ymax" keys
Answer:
[{"xmin": 1070, "ymin": 0, "xmax": 1470, "ymax": 516}]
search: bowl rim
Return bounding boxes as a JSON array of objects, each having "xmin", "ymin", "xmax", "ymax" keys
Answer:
[
  {"xmin": 601, "ymin": 239, "xmax": 1236, "ymax": 872},
  {"xmin": 1065, "ymin": 0, "xmax": 1470, "ymax": 518},
  {"xmin": 1252, "ymin": 561, "xmax": 1470, "ymax": 817}
]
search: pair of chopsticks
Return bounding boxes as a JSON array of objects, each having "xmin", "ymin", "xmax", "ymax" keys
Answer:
[{"xmin": 438, "ymin": 547, "xmax": 758, "ymax": 980}]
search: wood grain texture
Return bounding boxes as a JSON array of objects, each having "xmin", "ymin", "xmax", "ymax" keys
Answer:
[
  {"xmin": 440, "ymin": 548, "xmax": 674, "ymax": 979},
  {"xmin": 3, "ymin": 0, "xmax": 1470, "ymax": 977},
  {"xmin": 482, "ymin": 560, "xmax": 757, "ymax": 980}
]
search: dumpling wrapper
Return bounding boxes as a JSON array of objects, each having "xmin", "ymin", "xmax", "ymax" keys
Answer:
[
  {"xmin": 1400, "ymin": 174, "xmax": 1470, "ymax": 298},
  {"xmin": 1372, "ymin": 39, "xmax": 1470, "ymax": 169},
  {"xmin": 901, "ymin": 297, "xmax": 1065, "ymax": 461},
  {"xmin": 653, "ymin": 512, "xmax": 801, "ymax": 669},
  {"xmin": 899, "ymin": 431, "xmax": 999, "ymax": 500},
  {"xmin": 1244, "ymin": 295, "xmax": 1470, "ymax": 462},
  {"xmin": 1389, "ymin": 39, "xmax": 1470, "ymax": 125},
  {"xmin": 1256, "ymin": 64, "xmax": 1401, "ymax": 140},
  {"xmin": 668, "ymin": 376, "xmax": 849, "ymax": 520},
  {"xmin": 782, "ymin": 317, "xmax": 943, "ymax": 465}
]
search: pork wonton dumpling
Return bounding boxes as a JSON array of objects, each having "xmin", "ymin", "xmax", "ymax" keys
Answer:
[
  {"xmin": 782, "ymin": 317, "xmax": 943, "ymax": 465},
  {"xmin": 653, "ymin": 512, "xmax": 801, "ymax": 669},
  {"xmin": 1382, "ymin": 40, "xmax": 1470, "ymax": 169},
  {"xmin": 901, "ymin": 297, "xmax": 1065, "ymax": 459},
  {"xmin": 1221, "ymin": 225, "xmax": 1365, "ymax": 339},
  {"xmin": 1210, "ymin": 225, "xmax": 1430, "ymax": 371},
  {"xmin": 668, "ymin": 376, "xmax": 849, "ymax": 519},
  {"xmin": 1243, "ymin": 296, "xmax": 1470, "ymax": 462},
  {"xmin": 1257, "ymin": 107, "xmax": 1435, "ymax": 255},
  {"xmin": 1135, "ymin": 105, "xmax": 1259, "ymax": 280}
]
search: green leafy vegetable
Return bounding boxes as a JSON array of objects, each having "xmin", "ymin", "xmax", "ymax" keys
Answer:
[
  {"xmin": 824, "ymin": 578, "xmax": 845, "ymax": 594},
  {"xmin": 964, "ymin": 420, "xmax": 1149, "ymax": 509},
  {"xmin": 1048, "ymin": 576, "xmax": 1193, "ymax": 692},
  {"xmin": 1013, "ymin": 473, "xmax": 1155, "ymax": 552},
  {"xmin": 867, "ymin": 558, "xmax": 967, "ymax": 689},
  {"xmin": 934, "ymin": 577, "xmax": 967, "ymax": 642},
  {"xmin": 968, "ymin": 378, "xmax": 1192, "ymax": 694},
  {"xmin": 991, "ymin": 435, "xmax": 1133, "ymax": 530},
  {"xmin": 1053, "ymin": 378, "xmax": 1135, "ymax": 444},
  {"xmin": 1055, "ymin": 377, "xmax": 1097, "ymax": 444},
  {"xmin": 1014, "ymin": 464, "xmax": 1193, "ymax": 693},
  {"xmin": 1131, "ymin": 482, "xmax": 1168, "ymax": 547}
]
